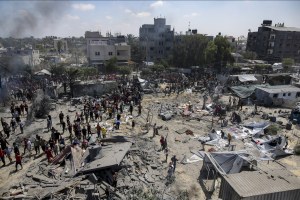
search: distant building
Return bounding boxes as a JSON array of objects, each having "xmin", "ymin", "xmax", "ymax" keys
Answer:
[
  {"xmin": 139, "ymin": 18, "xmax": 174, "ymax": 62},
  {"xmin": 85, "ymin": 31, "xmax": 131, "ymax": 66},
  {"xmin": 54, "ymin": 38, "xmax": 68, "ymax": 53},
  {"xmin": 180, "ymin": 28, "xmax": 214, "ymax": 40},
  {"xmin": 236, "ymin": 36, "xmax": 247, "ymax": 53},
  {"xmin": 4, "ymin": 48, "xmax": 41, "ymax": 67},
  {"xmin": 225, "ymin": 36, "xmax": 237, "ymax": 48},
  {"xmin": 247, "ymin": 20, "xmax": 300, "ymax": 63}
]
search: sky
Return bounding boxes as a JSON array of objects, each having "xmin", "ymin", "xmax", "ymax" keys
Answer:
[{"xmin": 0, "ymin": 0, "xmax": 299, "ymax": 38}]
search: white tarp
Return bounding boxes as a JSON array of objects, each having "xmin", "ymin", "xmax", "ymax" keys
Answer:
[
  {"xmin": 35, "ymin": 69, "xmax": 52, "ymax": 76},
  {"xmin": 138, "ymin": 77, "xmax": 146, "ymax": 83},
  {"xmin": 238, "ymin": 75, "xmax": 257, "ymax": 82}
]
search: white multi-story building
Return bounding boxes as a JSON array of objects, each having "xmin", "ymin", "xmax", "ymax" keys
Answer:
[
  {"xmin": 85, "ymin": 31, "xmax": 130, "ymax": 66},
  {"xmin": 139, "ymin": 18, "xmax": 174, "ymax": 62}
]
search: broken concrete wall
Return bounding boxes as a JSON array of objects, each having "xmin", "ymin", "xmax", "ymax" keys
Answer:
[{"xmin": 72, "ymin": 81, "xmax": 118, "ymax": 97}]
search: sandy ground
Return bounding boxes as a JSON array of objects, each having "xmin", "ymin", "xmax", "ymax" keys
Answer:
[{"xmin": 0, "ymin": 91, "xmax": 300, "ymax": 199}]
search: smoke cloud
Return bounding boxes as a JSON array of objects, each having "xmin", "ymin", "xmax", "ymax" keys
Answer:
[{"xmin": 0, "ymin": 1, "xmax": 69, "ymax": 38}]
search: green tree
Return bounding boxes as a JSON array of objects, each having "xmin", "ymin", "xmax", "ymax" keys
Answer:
[
  {"xmin": 282, "ymin": 58, "xmax": 294, "ymax": 71},
  {"xmin": 242, "ymin": 51, "xmax": 257, "ymax": 60},
  {"xmin": 57, "ymin": 40, "xmax": 63, "ymax": 53},
  {"xmin": 65, "ymin": 67, "xmax": 79, "ymax": 97},
  {"xmin": 213, "ymin": 35, "xmax": 234, "ymax": 72},
  {"xmin": 205, "ymin": 41, "xmax": 217, "ymax": 66},
  {"xmin": 127, "ymin": 34, "xmax": 145, "ymax": 64},
  {"xmin": 117, "ymin": 66, "xmax": 132, "ymax": 75},
  {"xmin": 156, "ymin": 59, "xmax": 170, "ymax": 69},
  {"xmin": 172, "ymin": 35, "xmax": 209, "ymax": 68},
  {"xmin": 151, "ymin": 64, "xmax": 165, "ymax": 72},
  {"xmin": 50, "ymin": 64, "xmax": 66, "ymax": 77},
  {"xmin": 105, "ymin": 57, "xmax": 118, "ymax": 73}
]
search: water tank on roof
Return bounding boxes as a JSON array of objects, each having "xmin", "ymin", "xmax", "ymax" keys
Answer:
[{"xmin": 262, "ymin": 20, "xmax": 272, "ymax": 26}]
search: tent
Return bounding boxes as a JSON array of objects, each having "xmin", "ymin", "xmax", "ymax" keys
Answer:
[
  {"xmin": 202, "ymin": 152, "xmax": 251, "ymax": 175},
  {"xmin": 230, "ymin": 85, "xmax": 257, "ymax": 99}
]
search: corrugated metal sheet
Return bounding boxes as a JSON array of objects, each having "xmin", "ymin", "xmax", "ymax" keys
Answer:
[
  {"xmin": 219, "ymin": 170, "xmax": 300, "ymax": 200},
  {"xmin": 256, "ymin": 85, "xmax": 300, "ymax": 94}
]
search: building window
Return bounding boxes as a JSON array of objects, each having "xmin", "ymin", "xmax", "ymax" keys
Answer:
[
  {"xmin": 95, "ymin": 52, "xmax": 100, "ymax": 56},
  {"xmin": 288, "ymin": 93, "xmax": 291, "ymax": 96},
  {"xmin": 273, "ymin": 94, "xmax": 278, "ymax": 98},
  {"xmin": 283, "ymin": 93, "xmax": 286, "ymax": 96},
  {"xmin": 297, "ymin": 92, "xmax": 300, "ymax": 98},
  {"xmin": 108, "ymin": 52, "xmax": 113, "ymax": 56},
  {"xmin": 286, "ymin": 44, "xmax": 290, "ymax": 47},
  {"xmin": 117, "ymin": 52, "xmax": 120, "ymax": 56}
]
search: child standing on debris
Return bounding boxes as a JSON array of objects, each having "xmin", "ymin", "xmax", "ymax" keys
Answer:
[
  {"xmin": 227, "ymin": 133, "xmax": 232, "ymax": 146},
  {"xmin": 96, "ymin": 123, "xmax": 101, "ymax": 138},
  {"xmin": 19, "ymin": 121, "xmax": 24, "ymax": 134},
  {"xmin": 34, "ymin": 138, "xmax": 40, "ymax": 155},
  {"xmin": 101, "ymin": 127, "xmax": 107, "ymax": 138},
  {"xmin": 15, "ymin": 153, "xmax": 22, "ymax": 171},
  {"xmin": 45, "ymin": 147, "xmax": 54, "ymax": 163},
  {"xmin": 164, "ymin": 147, "xmax": 169, "ymax": 162},
  {"xmin": 87, "ymin": 123, "xmax": 92, "ymax": 136},
  {"xmin": 160, "ymin": 136, "xmax": 165, "ymax": 150},
  {"xmin": 131, "ymin": 119, "xmax": 135, "ymax": 130},
  {"xmin": 27, "ymin": 139, "xmax": 32, "ymax": 156},
  {"xmin": 53, "ymin": 141, "xmax": 59, "ymax": 156}
]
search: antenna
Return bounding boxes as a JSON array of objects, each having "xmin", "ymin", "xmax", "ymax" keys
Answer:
[{"xmin": 188, "ymin": 21, "xmax": 190, "ymax": 30}]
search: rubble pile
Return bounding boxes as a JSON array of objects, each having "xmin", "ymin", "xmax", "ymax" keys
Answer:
[{"xmin": 1, "ymin": 140, "xmax": 133, "ymax": 200}]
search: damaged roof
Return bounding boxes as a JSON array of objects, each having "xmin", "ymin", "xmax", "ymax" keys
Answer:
[
  {"xmin": 221, "ymin": 170, "xmax": 300, "ymax": 199},
  {"xmin": 256, "ymin": 85, "xmax": 300, "ymax": 94}
]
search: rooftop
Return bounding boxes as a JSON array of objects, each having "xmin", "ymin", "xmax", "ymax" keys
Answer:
[
  {"xmin": 223, "ymin": 170, "xmax": 300, "ymax": 198},
  {"xmin": 256, "ymin": 85, "xmax": 300, "ymax": 94},
  {"xmin": 85, "ymin": 31, "xmax": 101, "ymax": 38},
  {"xmin": 265, "ymin": 26, "xmax": 300, "ymax": 32}
]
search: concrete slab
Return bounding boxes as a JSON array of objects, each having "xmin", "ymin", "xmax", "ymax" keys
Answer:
[{"xmin": 78, "ymin": 142, "xmax": 132, "ymax": 174}]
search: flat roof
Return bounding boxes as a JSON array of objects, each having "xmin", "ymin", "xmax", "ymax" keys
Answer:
[
  {"xmin": 78, "ymin": 142, "xmax": 132, "ymax": 174},
  {"xmin": 256, "ymin": 85, "xmax": 300, "ymax": 94},
  {"xmin": 224, "ymin": 170, "xmax": 300, "ymax": 197},
  {"xmin": 265, "ymin": 26, "xmax": 300, "ymax": 32}
]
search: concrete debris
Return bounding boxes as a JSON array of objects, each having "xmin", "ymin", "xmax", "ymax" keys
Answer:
[{"xmin": 1, "ymin": 70, "xmax": 300, "ymax": 200}]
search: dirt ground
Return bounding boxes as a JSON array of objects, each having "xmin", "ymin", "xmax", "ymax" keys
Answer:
[{"xmin": 0, "ymin": 91, "xmax": 300, "ymax": 199}]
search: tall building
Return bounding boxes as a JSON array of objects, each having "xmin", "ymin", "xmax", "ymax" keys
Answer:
[
  {"xmin": 85, "ymin": 31, "xmax": 131, "ymax": 66},
  {"xmin": 139, "ymin": 18, "xmax": 174, "ymax": 62},
  {"xmin": 247, "ymin": 20, "xmax": 300, "ymax": 63}
]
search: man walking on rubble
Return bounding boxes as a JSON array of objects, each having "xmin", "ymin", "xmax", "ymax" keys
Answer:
[
  {"xmin": 138, "ymin": 103, "xmax": 142, "ymax": 115},
  {"xmin": 171, "ymin": 155, "xmax": 178, "ymax": 173},
  {"xmin": 166, "ymin": 161, "xmax": 174, "ymax": 181},
  {"xmin": 129, "ymin": 103, "xmax": 133, "ymax": 116},
  {"xmin": 59, "ymin": 111, "xmax": 64, "ymax": 124}
]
